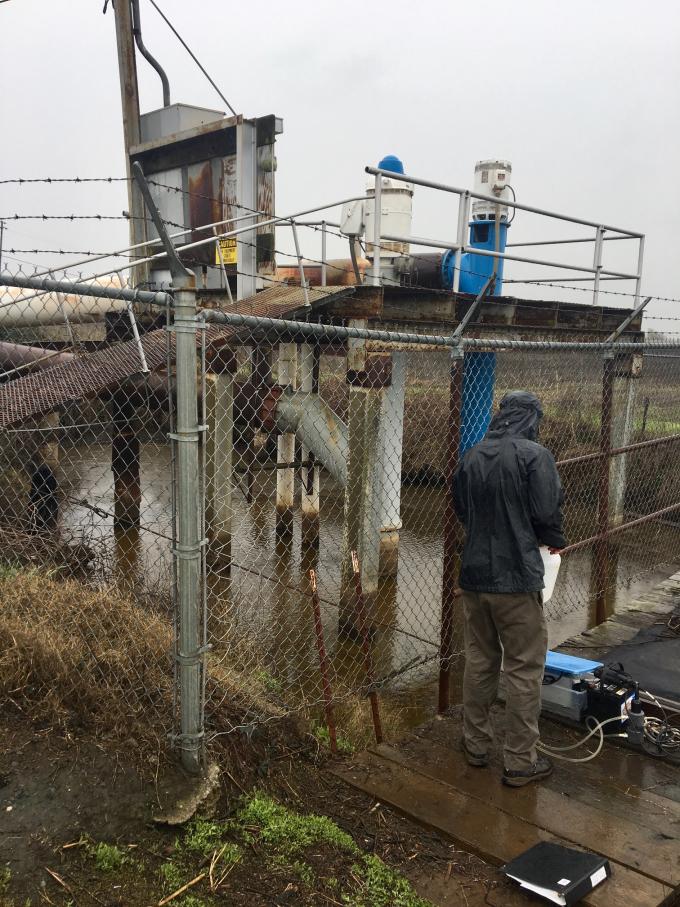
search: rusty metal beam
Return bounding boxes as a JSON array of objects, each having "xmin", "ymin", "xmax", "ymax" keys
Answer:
[
  {"xmin": 593, "ymin": 353, "xmax": 615, "ymax": 624},
  {"xmin": 438, "ymin": 347, "xmax": 464, "ymax": 714},
  {"xmin": 561, "ymin": 501, "xmax": 680, "ymax": 557},
  {"xmin": 557, "ymin": 432, "xmax": 680, "ymax": 468}
]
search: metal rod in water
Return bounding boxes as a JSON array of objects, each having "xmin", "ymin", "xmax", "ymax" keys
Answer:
[
  {"xmin": 309, "ymin": 569, "xmax": 338, "ymax": 755},
  {"xmin": 351, "ymin": 551, "xmax": 383, "ymax": 745}
]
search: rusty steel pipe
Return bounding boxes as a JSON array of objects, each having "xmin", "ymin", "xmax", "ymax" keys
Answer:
[
  {"xmin": 556, "ymin": 432, "xmax": 680, "ymax": 468},
  {"xmin": 561, "ymin": 501, "xmax": 680, "ymax": 557},
  {"xmin": 309, "ymin": 569, "xmax": 338, "ymax": 755},
  {"xmin": 276, "ymin": 258, "xmax": 371, "ymax": 287},
  {"xmin": 438, "ymin": 348, "xmax": 465, "ymax": 714},
  {"xmin": 0, "ymin": 341, "xmax": 75, "ymax": 374},
  {"xmin": 351, "ymin": 550, "xmax": 383, "ymax": 745}
]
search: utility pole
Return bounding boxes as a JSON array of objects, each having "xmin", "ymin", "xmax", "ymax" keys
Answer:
[{"xmin": 112, "ymin": 0, "xmax": 148, "ymax": 288}]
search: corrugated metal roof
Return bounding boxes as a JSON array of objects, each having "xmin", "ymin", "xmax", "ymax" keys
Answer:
[
  {"xmin": 201, "ymin": 283, "xmax": 353, "ymax": 319},
  {"xmin": 0, "ymin": 285, "xmax": 354, "ymax": 428}
]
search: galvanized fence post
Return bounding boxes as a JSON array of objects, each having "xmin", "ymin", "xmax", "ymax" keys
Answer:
[
  {"xmin": 132, "ymin": 162, "xmax": 204, "ymax": 774},
  {"xmin": 171, "ymin": 277, "xmax": 204, "ymax": 774}
]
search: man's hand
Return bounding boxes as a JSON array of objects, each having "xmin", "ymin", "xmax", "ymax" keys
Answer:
[{"xmin": 548, "ymin": 547, "xmax": 563, "ymax": 555}]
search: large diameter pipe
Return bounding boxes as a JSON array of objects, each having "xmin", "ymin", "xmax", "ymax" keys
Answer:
[
  {"xmin": 276, "ymin": 258, "xmax": 371, "ymax": 287},
  {"xmin": 0, "ymin": 285, "xmax": 126, "ymax": 328},
  {"xmin": 0, "ymin": 341, "xmax": 75, "ymax": 372},
  {"xmin": 274, "ymin": 389, "xmax": 348, "ymax": 487}
]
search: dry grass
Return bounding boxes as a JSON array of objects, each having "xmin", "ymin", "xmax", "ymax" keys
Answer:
[
  {"xmin": 0, "ymin": 567, "xmax": 293, "ymax": 752},
  {"xmin": 0, "ymin": 569, "xmax": 173, "ymax": 740}
]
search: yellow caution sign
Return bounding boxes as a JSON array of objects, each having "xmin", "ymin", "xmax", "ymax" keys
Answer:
[{"xmin": 215, "ymin": 237, "xmax": 237, "ymax": 266}]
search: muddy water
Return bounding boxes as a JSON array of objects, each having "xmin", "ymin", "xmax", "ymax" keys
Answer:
[{"xmin": 60, "ymin": 443, "xmax": 680, "ymax": 724}]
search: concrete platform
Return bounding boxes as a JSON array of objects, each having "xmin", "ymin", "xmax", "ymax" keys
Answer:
[{"xmin": 331, "ymin": 707, "xmax": 680, "ymax": 905}]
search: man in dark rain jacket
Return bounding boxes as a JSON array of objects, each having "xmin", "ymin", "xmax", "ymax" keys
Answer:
[{"xmin": 453, "ymin": 390, "xmax": 566, "ymax": 787}]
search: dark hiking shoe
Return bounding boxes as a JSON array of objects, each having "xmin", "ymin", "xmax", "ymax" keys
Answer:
[
  {"xmin": 460, "ymin": 739, "xmax": 489, "ymax": 768},
  {"xmin": 502, "ymin": 756, "xmax": 553, "ymax": 787}
]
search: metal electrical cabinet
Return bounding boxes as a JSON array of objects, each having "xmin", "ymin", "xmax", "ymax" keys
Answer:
[{"xmin": 130, "ymin": 105, "xmax": 283, "ymax": 297}]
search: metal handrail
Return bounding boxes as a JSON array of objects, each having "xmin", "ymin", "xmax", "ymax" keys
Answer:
[
  {"xmin": 365, "ymin": 164, "xmax": 645, "ymax": 307},
  {"xmin": 365, "ymin": 165, "xmax": 643, "ymax": 237}
]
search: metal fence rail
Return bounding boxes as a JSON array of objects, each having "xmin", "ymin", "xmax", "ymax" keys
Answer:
[{"xmin": 0, "ymin": 265, "xmax": 679, "ymax": 772}]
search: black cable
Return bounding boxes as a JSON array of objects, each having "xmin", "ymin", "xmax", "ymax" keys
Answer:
[{"xmin": 146, "ymin": 0, "xmax": 237, "ymax": 116}]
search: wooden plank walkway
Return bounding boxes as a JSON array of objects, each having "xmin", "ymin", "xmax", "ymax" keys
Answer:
[
  {"xmin": 332, "ymin": 713, "xmax": 679, "ymax": 905},
  {"xmin": 331, "ymin": 572, "xmax": 680, "ymax": 906}
]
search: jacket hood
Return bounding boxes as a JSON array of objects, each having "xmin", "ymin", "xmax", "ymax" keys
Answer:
[{"xmin": 486, "ymin": 391, "xmax": 543, "ymax": 441}]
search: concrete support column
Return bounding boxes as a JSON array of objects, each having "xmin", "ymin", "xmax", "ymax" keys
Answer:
[
  {"xmin": 252, "ymin": 345, "xmax": 272, "ymax": 460},
  {"xmin": 206, "ymin": 354, "xmax": 235, "ymax": 567},
  {"xmin": 276, "ymin": 343, "xmax": 297, "ymax": 540},
  {"xmin": 300, "ymin": 343, "xmax": 320, "ymax": 553},
  {"xmin": 609, "ymin": 354, "xmax": 641, "ymax": 527},
  {"xmin": 378, "ymin": 351, "xmax": 406, "ymax": 577},
  {"xmin": 340, "ymin": 323, "xmax": 386, "ymax": 630}
]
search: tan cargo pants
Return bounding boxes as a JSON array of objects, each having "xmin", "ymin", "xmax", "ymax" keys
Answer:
[{"xmin": 461, "ymin": 590, "xmax": 547, "ymax": 771}]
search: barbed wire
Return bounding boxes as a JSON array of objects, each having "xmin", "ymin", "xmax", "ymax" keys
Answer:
[
  {"xmin": 0, "ymin": 177, "xmax": 129, "ymax": 186},
  {"xmin": 4, "ymin": 248, "xmax": 136, "ymax": 259},
  {"xmin": 507, "ymin": 277, "xmax": 680, "ymax": 306},
  {"xmin": 0, "ymin": 213, "xmax": 188, "ymax": 230},
  {"xmin": 4, "ymin": 178, "xmax": 680, "ymax": 311}
]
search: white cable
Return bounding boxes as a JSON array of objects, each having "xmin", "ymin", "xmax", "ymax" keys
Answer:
[
  {"xmin": 537, "ymin": 716, "xmax": 624, "ymax": 763},
  {"xmin": 640, "ymin": 688, "xmax": 680, "ymax": 719},
  {"xmin": 539, "ymin": 715, "xmax": 623, "ymax": 751}
]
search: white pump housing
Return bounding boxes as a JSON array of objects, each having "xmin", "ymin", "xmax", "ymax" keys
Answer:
[
  {"xmin": 471, "ymin": 159, "xmax": 513, "ymax": 221},
  {"xmin": 363, "ymin": 173, "xmax": 414, "ymax": 259}
]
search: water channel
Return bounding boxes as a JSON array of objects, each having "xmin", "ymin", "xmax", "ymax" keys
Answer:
[{"xmin": 59, "ymin": 442, "xmax": 680, "ymax": 726}]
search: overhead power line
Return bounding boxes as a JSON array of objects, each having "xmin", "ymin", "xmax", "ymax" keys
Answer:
[{"xmin": 146, "ymin": 0, "xmax": 237, "ymax": 117}]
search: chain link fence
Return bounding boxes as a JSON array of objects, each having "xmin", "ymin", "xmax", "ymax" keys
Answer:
[
  {"xmin": 0, "ymin": 267, "xmax": 176, "ymax": 743},
  {"xmin": 1, "ymin": 265, "xmax": 679, "ymax": 761}
]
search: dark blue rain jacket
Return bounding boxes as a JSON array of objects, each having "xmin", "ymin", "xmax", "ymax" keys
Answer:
[{"xmin": 453, "ymin": 391, "xmax": 566, "ymax": 593}]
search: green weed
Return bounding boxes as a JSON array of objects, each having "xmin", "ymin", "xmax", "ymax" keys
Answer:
[
  {"xmin": 88, "ymin": 842, "xmax": 126, "ymax": 873},
  {"xmin": 239, "ymin": 793, "xmax": 359, "ymax": 857},
  {"xmin": 215, "ymin": 842, "xmax": 241, "ymax": 866},
  {"xmin": 255, "ymin": 669, "xmax": 282, "ymax": 695},
  {"xmin": 291, "ymin": 859, "xmax": 315, "ymax": 885},
  {"xmin": 344, "ymin": 854, "xmax": 433, "ymax": 907},
  {"xmin": 0, "ymin": 868, "xmax": 10, "ymax": 894},
  {"xmin": 182, "ymin": 818, "xmax": 225, "ymax": 856},
  {"xmin": 158, "ymin": 862, "xmax": 184, "ymax": 892},
  {"xmin": 313, "ymin": 723, "xmax": 354, "ymax": 755}
]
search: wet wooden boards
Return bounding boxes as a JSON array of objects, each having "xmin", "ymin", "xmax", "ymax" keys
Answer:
[{"xmin": 332, "ymin": 744, "xmax": 674, "ymax": 906}]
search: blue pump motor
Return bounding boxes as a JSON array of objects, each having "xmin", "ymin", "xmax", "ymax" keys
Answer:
[{"xmin": 441, "ymin": 219, "xmax": 508, "ymax": 296}]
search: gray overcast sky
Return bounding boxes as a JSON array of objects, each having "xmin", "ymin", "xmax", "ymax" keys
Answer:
[{"xmin": 1, "ymin": 0, "xmax": 679, "ymax": 328}]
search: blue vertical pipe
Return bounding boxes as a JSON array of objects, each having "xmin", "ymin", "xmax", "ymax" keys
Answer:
[
  {"xmin": 460, "ymin": 351, "xmax": 497, "ymax": 454},
  {"xmin": 441, "ymin": 219, "xmax": 508, "ymax": 296}
]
